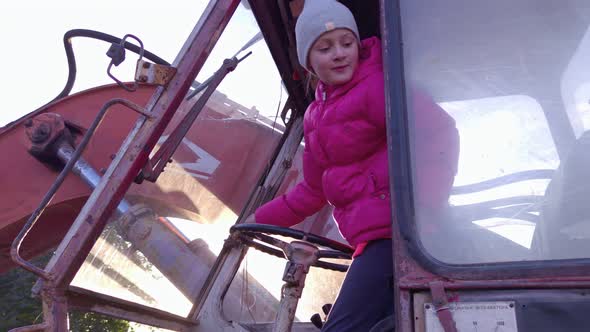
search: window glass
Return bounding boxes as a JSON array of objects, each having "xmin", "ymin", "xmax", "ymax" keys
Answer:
[
  {"xmin": 71, "ymin": 3, "xmax": 287, "ymax": 316},
  {"xmin": 222, "ymin": 143, "xmax": 347, "ymax": 323},
  {"xmin": 401, "ymin": 0, "xmax": 590, "ymax": 263}
]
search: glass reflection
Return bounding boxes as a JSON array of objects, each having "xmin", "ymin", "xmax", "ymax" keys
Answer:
[
  {"xmin": 401, "ymin": 0, "xmax": 590, "ymax": 263},
  {"xmin": 71, "ymin": 2, "xmax": 288, "ymax": 317}
]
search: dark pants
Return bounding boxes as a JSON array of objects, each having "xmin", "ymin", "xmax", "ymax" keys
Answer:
[{"xmin": 322, "ymin": 239, "xmax": 394, "ymax": 332}]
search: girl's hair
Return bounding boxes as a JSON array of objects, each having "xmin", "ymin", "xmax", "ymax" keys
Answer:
[{"xmin": 304, "ymin": 72, "xmax": 318, "ymax": 96}]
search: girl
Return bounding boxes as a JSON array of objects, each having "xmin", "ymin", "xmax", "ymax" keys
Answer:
[{"xmin": 246, "ymin": 0, "xmax": 459, "ymax": 330}]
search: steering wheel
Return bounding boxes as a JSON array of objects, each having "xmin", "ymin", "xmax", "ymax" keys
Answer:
[{"xmin": 230, "ymin": 223, "xmax": 353, "ymax": 272}]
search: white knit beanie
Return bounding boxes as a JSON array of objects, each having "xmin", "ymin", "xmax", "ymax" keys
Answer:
[{"xmin": 295, "ymin": 0, "xmax": 360, "ymax": 71}]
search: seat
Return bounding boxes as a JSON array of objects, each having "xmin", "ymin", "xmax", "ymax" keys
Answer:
[{"xmin": 533, "ymin": 131, "xmax": 590, "ymax": 259}]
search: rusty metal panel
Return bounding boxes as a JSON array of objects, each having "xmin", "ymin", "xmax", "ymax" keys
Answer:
[{"xmin": 135, "ymin": 60, "xmax": 177, "ymax": 87}]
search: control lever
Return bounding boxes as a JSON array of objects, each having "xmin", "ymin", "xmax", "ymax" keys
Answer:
[{"xmin": 309, "ymin": 303, "xmax": 333, "ymax": 329}]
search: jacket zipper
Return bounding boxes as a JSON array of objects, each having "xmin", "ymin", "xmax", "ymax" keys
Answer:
[{"xmin": 316, "ymin": 89, "xmax": 331, "ymax": 162}]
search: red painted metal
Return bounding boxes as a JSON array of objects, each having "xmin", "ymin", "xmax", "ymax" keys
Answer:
[
  {"xmin": 429, "ymin": 281, "xmax": 458, "ymax": 332},
  {"xmin": 0, "ymin": 59, "xmax": 332, "ymax": 274},
  {"xmin": 11, "ymin": 99, "xmax": 148, "ymax": 281},
  {"xmin": 0, "ymin": 83, "xmax": 281, "ymax": 273},
  {"xmin": 0, "ymin": 85, "xmax": 156, "ymax": 274},
  {"xmin": 40, "ymin": 287, "xmax": 69, "ymax": 332}
]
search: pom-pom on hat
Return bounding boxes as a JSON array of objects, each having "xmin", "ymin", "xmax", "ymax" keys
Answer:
[{"xmin": 295, "ymin": 0, "xmax": 360, "ymax": 71}]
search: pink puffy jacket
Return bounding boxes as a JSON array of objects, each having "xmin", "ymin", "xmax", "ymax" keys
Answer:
[{"xmin": 256, "ymin": 37, "xmax": 459, "ymax": 247}]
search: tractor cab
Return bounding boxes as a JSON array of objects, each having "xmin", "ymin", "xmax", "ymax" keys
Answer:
[{"xmin": 3, "ymin": 0, "xmax": 590, "ymax": 331}]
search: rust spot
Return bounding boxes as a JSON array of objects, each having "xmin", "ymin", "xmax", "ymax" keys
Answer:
[{"xmin": 282, "ymin": 159, "xmax": 292, "ymax": 169}]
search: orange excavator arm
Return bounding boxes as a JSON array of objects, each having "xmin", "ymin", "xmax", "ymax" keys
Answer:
[{"xmin": 0, "ymin": 82, "xmax": 279, "ymax": 274}]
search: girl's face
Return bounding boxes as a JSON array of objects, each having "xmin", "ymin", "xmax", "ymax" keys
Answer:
[{"xmin": 308, "ymin": 28, "xmax": 359, "ymax": 86}]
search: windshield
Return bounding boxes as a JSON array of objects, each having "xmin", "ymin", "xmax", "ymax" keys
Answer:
[
  {"xmin": 401, "ymin": 0, "xmax": 590, "ymax": 264},
  {"xmin": 69, "ymin": 3, "xmax": 290, "ymax": 317},
  {"xmin": 67, "ymin": 2, "xmax": 343, "ymax": 323}
]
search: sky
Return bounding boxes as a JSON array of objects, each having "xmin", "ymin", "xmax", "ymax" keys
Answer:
[{"xmin": 0, "ymin": 1, "xmax": 285, "ymax": 126}]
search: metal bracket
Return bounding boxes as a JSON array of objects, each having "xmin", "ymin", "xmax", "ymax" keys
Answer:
[
  {"xmin": 273, "ymin": 241, "xmax": 319, "ymax": 332},
  {"xmin": 135, "ymin": 59, "xmax": 177, "ymax": 86},
  {"xmin": 106, "ymin": 34, "xmax": 144, "ymax": 92},
  {"xmin": 429, "ymin": 281, "xmax": 458, "ymax": 332}
]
